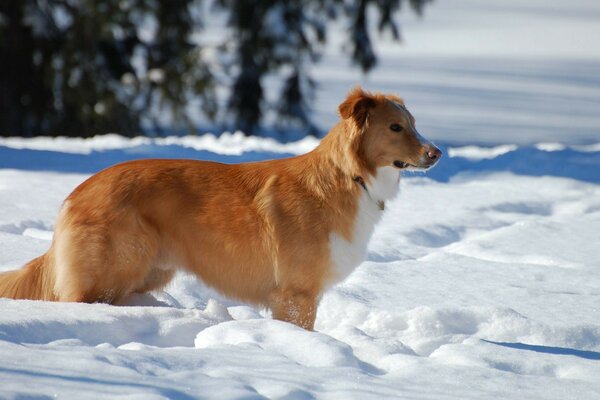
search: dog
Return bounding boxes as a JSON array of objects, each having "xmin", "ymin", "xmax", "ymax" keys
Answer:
[{"xmin": 0, "ymin": 87, "xmax": 441, "ymax": 330}]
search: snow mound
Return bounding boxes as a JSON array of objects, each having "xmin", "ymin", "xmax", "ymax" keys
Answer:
[
  {"xmin": 195, "ymin": 319, "xmax": 360, "ymax": 368},
  {"xmin": 0, "ymin": 298, "xmax": 231, "ymax": 348},
  {"xmin": 448, "ymin": 144, "xmax": 518, "ymax": 160},
  {"xmin": 0, "ymin": 131, "xmax": 319, "ymax": 156}
]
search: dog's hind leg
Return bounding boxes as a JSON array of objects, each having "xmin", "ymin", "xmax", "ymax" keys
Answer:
[
  {"xmin": 53, "ymin": 213, "xmax": 161, "ymax": 304},
  {"xmin": 52, "ymin": 225, "xmax": 101, "ymax": 302}
]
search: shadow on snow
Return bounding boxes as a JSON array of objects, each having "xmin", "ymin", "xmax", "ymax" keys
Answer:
[
  {"xmin": 0, "ymin": 142, "xmax": 599, "ymax": 184},
  {"xmin": 482, "ymin": 339, "xmax": 600, "ymax": 361}
]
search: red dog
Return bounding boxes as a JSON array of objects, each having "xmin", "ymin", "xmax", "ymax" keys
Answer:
[{"xmin": 0, "ymin": 88, "xmax": 441, "ymax": 330}]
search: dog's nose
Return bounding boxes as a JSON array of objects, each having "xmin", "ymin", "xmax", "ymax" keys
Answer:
[{"xmin": 426, "ymin": 146, "xmax": 442, "ymax": 161}]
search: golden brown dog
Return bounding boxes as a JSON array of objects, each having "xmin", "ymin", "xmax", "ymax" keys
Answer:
[{"xmin": 0, "ymin": 87, "xmax": 441, "ymax": 330}]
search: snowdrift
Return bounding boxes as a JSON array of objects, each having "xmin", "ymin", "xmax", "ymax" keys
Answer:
[{"xmin": 1, "ymin": 134, "xmax": 599, "ymax": 399}]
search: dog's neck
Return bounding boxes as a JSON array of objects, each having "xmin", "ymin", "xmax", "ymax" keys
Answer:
[
  {"xmin": 359, "ymin": 166, "xmax": 401, "ymax": 206},
  {"xmin": 353, "ymin": 176, "xmax": 384, "ymax": 211},
  {"xmin": 314, "ymin": 121, "xmax": 367, "ymax": 182},
  {"xmin": 312, "ymin": 121, "xmax": 401, "ymax": 205}
]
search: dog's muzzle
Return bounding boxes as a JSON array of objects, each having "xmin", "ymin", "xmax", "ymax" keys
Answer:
[{"xmin": 394, "ymin": 145, "xmax": 442, "ymax": 170}]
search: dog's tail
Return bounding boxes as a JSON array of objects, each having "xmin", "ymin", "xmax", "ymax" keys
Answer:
[{"xmin": 0, "ymin": 254, "xmax": 55, "ymax": 300}]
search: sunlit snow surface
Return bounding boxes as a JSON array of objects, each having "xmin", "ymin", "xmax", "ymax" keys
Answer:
[
  {"xmin": 1, "ymin": 136, "xmax": 599, "ymax": 399},
  {"xmin": 2, "ymin": 0, "xmax": 600, "ymax": 397}
]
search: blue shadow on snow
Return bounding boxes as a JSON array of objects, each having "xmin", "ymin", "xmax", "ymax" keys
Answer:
[
  {"xmin": 0, "ymin": 145, "xmax": 293, "ymax": 174},
  {"xmin": 0, "ymin": 142, "xmax": 599, "ymax": 184},
  {"xmin": 482, "ymin": 339, "xmax": 600, "ymax": 361},
  {"xmin": 410, "ymin": 144, "xmax": 600, "ymax": 184}
]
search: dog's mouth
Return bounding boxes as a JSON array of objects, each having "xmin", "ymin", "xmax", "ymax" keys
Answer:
[
  {"xmin": 393, "ymin": 160, "xmax": 436, "ymax": 171},
  {"xmin": 393, "ymin": 160, "xmax": 424, "ymax": 169},
  {"xmin": 393, "ymin": 160, "xmax": 412, "ymax": 169}
]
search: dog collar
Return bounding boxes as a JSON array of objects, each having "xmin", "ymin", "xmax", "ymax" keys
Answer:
[{"xmin": 353, "ymin": 176, "xmax": 385, "ymax": 211}]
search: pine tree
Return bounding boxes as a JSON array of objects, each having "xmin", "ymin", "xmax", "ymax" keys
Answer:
[
  {"xmin": 0, "ymin": 0, "xmax": 431, "ymax": 137},
  {"xmin": 219, "ymin": 0, "xmax": 432, "ymax": 136},
  {"xmin": 0, "ymin": 0, "xmax": 215, "ymax": 137}
]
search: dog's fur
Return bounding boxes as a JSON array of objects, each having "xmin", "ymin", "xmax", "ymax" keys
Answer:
[{"xmin": 0, "ymin": 88, "xmax": 440, "ymax": 330}]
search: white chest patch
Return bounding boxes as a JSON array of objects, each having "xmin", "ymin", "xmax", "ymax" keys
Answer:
[{"xmin": 328, "ymin": 167, "xmax": 400, "ymax": 286}]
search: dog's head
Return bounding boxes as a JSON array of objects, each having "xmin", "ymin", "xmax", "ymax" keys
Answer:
[{"xmin": 338, "ymin": 87, "xmax": 441, "ymax": 174}]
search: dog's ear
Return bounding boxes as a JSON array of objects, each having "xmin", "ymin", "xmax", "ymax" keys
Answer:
[{"xmin": 339, "ymin": 88, "xmax": 377, "ymax": 128}]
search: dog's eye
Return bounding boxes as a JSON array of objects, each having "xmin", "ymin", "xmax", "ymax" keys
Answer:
[{"xmin": 390, "ymin": 123, "xmax": 403, "ymax": 132}]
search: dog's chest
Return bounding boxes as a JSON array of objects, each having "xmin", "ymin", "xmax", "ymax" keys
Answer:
[
  {"xmin": 327, "ymin": 167, "xmax": 400, "ymax": 287},
  {"xmin": 327, "ymin": 192, "xmax": 384, "ymax": 286}
]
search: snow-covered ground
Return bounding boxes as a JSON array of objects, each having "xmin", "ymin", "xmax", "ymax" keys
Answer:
[
  {"xmin": 1, "ymin": 142, "xmax": 599, "ymax": 399},
  {"xmin": 2, "ymin": 0, "xmax": 600, "ymax": 399}
]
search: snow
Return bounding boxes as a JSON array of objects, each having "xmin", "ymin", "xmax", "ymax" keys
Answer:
[
  {"xmin": 1, "ymin": 141, "xmax": 599, "ymax": 399},
  {"xmin": 447, "ymin": 145, "xmax": 518, "ymax": 160},
  {"xmin": 0, "ymin": 132, "xmax": 320, "ymax": 156},
  {"xmin": 390, "ymin": 0, "xmax": 600, "ymax": 59},
  {"xmin": 303, "ymin": 0, "xmax": 600, "ymax": 145},
  {"xmin": 2, "ymin": 1, "xmax": 600, "ymax": 399}
]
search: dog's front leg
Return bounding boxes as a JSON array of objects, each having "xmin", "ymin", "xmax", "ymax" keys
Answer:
[{"xmin": 268, "ymin": 288, "xmax": 318, "ymax": 330}]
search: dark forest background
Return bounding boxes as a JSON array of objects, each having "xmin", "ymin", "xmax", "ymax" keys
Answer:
[{"xmin": 0, "ymin": 0, "xmax": 431, "ymax": 138}]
